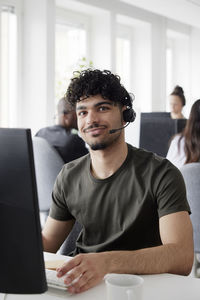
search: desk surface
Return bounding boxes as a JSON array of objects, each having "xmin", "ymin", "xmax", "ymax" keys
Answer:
[{"xmin": 1, "ymin": 252, "xmax": 200, "ymax": 300}]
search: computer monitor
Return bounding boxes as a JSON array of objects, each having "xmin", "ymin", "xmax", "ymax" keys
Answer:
[
  {"xmin": 0, "ymin": 128, "xmax": 47, "ymax": 294},
  {"xmin": 140, "ymin": 113, "xmax": 187, "ymax": 157},
  {"xmin": 141, "ymin": 112, "xmax": 171, "ymax": 118}
]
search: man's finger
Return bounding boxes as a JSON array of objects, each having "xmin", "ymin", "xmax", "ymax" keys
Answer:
[
  {"xmin": 78, "ymin": 277, "xmax": 100, "ymax": 293},
  {"xmin": 57, "ymin": 254, "xmax": 82, "ymax": 276},
  {"xmin": 63, "ymin": 265, "xmax": 84, "ymax": 285},
  {"xmin": 69, "ymin": 271, "xmax": 93, "ymax": 291}
]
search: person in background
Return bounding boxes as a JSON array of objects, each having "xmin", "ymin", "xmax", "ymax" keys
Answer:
[
  {"xmin": 169, "ymin": 85, "xmax": 186, "ymax": 119},
  {"xmin": 35, "ymin": 97, "xmax": 88, "ymax": 163},
  {"xmin": 42, "ymin": 69, "xmax": 193, "ymax": 294},
  {"xmin": 167, "ymin": 99, "xmax": 200, "ymax": 168}
]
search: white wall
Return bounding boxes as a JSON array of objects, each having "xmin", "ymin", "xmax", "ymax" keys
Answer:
[{"xmin": 125, "ymin": 107, "xmax": 141, "ymax": 147}]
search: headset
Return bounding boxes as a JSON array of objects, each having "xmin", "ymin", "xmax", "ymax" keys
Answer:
[
  {"xmin": 123, "ymin": 107, "xmax": 136, "ymax": 123},
  {"xmin": 109, "ymin": 107, "xmax": 136, "ymax": 134}
]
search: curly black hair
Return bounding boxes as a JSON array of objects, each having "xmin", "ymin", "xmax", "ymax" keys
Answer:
[{"xmin": 65, "ymin": 69, "xmax": 133, "ymax": 108}]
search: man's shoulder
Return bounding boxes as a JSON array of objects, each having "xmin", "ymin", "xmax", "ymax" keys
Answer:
[
  {"xmin": 128, "ymin": 143, "xmax": 164, "ymax": 163},
  {"xmin": 35, "ymin": 125, "xmax": 64, "ymax": 136},
  {"xmin": 127, "ymin": 143, "xmax": 177, "ymax": 173}
]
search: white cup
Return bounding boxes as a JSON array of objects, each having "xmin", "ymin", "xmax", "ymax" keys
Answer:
[{"xmin": 105, "ymin": 273, "xmax": 144, "ymax": 300}]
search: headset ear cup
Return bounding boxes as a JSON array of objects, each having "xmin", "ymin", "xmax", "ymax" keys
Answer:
[{"xmin": 123, "ymin": 108, "xmax": 136, "ymax": 123}]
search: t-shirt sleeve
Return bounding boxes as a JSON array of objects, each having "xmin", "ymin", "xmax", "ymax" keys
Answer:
[
  {"xmin": 49, "ymin": 167, "xmax": 74, "ymax": 221},
  {"xmin": 153, "ymin": 160, "xmax": 191, "ymax": 218}
]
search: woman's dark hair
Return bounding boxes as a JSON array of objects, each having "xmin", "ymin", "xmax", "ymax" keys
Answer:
[
  {"xmin": 179, "ymin": 99, "xmax": 200, "ymax": 163},
  {"xmin": 170, "ymin": 85, "xmax": 186, "ymax": 106},
  {"xmin": 66, "ymin": 69, "xmax": 133, "ymax": 108}
]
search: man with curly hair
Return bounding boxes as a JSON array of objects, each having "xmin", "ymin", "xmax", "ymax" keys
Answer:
[{"xmin": 42, "ymin": 69, "xmax": 193, "ymax": 294}]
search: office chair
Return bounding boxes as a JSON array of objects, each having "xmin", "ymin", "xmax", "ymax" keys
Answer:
[
  {"xmin": 59, "ymin": 221, "xmax": 82, "ymax": 256},
  {"xmin": 32, "ymin": 136, "xmax": 64, "ymax": 227},
  {"xmin": 180, "ymin": 162, "xmax": 200, "ymax": 277}
]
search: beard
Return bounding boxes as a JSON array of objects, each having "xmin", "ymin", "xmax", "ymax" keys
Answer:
[
  {"xmin": 89, "ymin": 132, "xmax": 121, "ymax": 151},
  {"xmin": 90, "ymin": 142, "xmax": 107, "ymax": 150},
  {"xmin": 83, "ymin": 122, "xmax": 123, "ymax": 151}
]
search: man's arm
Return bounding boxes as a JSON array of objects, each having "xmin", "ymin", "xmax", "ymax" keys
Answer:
[
  {"xmin": 56, "ymin": 211, "xmax": 194, "ymax": 293},
  {"xmin": 42, "ymin": 216, "xmax": 75, "ymax": 253}
]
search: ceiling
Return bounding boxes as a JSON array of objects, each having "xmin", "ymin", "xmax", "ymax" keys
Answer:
[
  {"xmin": 56, "ymin": 0, "xmax": 200, "ymax": 28},
  {"xmin": 120, "ymin": 0, "xmax": 200, "ymax": 28}
]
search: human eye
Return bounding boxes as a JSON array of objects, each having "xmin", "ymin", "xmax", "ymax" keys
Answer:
[
  {"xmin": 78, "ymin": 110, "xmax": 87, "ymax": 117},
  {"xmin": 99, "ymin": 106, "xmax": 110, "ymax": 112}
]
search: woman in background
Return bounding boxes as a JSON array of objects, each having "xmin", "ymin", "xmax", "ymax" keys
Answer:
[
  {"xmin": 167, "ymin": 99, "xmax": 200, "ymax": 168},
  {"xmin": 169, "ymin": 85, "xmax": 186, "ymax": 119}
]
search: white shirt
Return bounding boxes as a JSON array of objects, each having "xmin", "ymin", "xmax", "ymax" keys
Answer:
[{"xmin": 166, "ymin": 135, "xmax": 186, "ymax": 168}]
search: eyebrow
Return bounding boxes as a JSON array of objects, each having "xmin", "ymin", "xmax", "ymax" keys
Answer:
[{"xmin": 76, "ymin": 101, "xmax": 113, "ymax": 111}]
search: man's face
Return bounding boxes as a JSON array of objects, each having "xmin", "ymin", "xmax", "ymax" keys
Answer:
[
  {"xmin": 76, "ymin": 95, "xmax": 124, "ymax": 150},
  {"xmin": 63, "ymin": 110, "xmax": 77, "ymax": 129},
  {"xmin": 58, "ymin": 110, "xmax": 77, "ymax": 129}
]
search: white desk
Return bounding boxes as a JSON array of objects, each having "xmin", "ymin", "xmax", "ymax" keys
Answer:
[{"xmin": 1, "ymin": 252, "xmax": 200, "ymax": 300}]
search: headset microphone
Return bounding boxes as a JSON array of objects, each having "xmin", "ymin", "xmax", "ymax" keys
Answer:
[{"xmin": 109, "ymin": 122, "xmax": 130, "ymax": 134}]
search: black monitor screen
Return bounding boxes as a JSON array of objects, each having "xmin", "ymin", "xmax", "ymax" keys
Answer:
[{"xmin": 0, "ymin": 128, "xmax": 47, "ymax": 294}]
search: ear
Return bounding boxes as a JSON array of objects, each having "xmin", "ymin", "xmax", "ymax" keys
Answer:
[{"xmin": 121, "ymin": 106, "xmax": 127, "ymax": 124}]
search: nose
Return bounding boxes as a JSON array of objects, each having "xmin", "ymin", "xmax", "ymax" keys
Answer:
[{"xmin": 86, "ymin": 110, "xmax": 99, "ymax": 125}]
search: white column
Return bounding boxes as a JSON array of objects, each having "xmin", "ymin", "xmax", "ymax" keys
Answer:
[
  {"xmin": 151, "ymin": 16, "xmax": 167, "ymax": 111},
  {"xmin": 110, "ymin": 11, "xmax": 116, "ymax": 73},
  {"xmin": 131, "ymin": 22, "xmax": 151, "ymax": 112},
  {"xmin": 0, "ymin": 0, "xmax": 2, "ymax": 126},
  {"xmin": 91, "ymin": 10, "xmax": 112, "ymax": 71},
  {"xmin": 46, "ymin": 0, "xmax": 55, "ymax": 126},
  {"xmin": 20, "ymin": 0, "xmax": 55, "ymax": 134},
  {"xmin": 190, "ymin": 28, "xmax": 200, "ymax": 104}
]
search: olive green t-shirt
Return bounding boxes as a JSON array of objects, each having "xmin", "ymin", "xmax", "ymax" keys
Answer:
[{"xmin": 50, "ymin": 143, "xmax": 190, "ymax": 254}]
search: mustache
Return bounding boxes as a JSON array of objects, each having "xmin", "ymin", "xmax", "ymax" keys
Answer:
[{"xmin": 83, "ymin": 123, "xmax": 107, "ymax": 133}]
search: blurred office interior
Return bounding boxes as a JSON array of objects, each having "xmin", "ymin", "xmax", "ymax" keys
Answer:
[{"xmin": 0, "ymin": 0, "xmax": 200, "ymax": 147}]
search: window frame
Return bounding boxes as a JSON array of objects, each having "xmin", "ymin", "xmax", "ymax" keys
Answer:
[{"xmin": 56, "ymin": 7, "xmax": 90, "ymax": 57}]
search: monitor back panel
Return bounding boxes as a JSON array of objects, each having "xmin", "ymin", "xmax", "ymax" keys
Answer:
[
  {"xmin": 140, "ymin": 113, "xmax": 187, "ymax": 157},
  {"xmin": 0, "ymin": 128, "xmax": 47, "ymax": 294}
]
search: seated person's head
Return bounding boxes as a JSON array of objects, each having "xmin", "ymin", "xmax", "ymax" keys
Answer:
[
  {"xmin": 57, "ymin": 97, "xmax": 77, "ymax": 130},
  {"xmin": 66, "ymin": 69, "xmax": 133, "ymax": 109},
  {"xmin": 182, "ymin": 99, "xmax": 200, "ymax": 163},
  {"xmin": 185, "ymin": 98, "xmax": 200, "ymax": 138},
  {"xmin": 169, "ymin": 86, "xmax": 186, "ymax": 119}
]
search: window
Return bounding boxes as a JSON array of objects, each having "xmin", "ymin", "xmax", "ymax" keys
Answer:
[
  {"xmin": 0, "ymin": 4, "xmax": 17, "ymax": 127},
  {"xmin": 166, "ymin": 29, "xmax": 190, "ymax": 112},
  {"xmin": 116, "ymin": 24, "xmax": 131, "ymax": 90},
  {"xmin": 116, "ymin": 37, "xmax": 131, "ymax": 90},
  {"xmin": 55, "ymin": 10, "xmax": 89, "ymax": 103}
]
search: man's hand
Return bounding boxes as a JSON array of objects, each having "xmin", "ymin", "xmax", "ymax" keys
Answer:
[
  {"xmin": 55, "ymin": 212, "xmax": 193, "ymax": 294},
  {"xmin": 56, "ymin": 253, "xmax": 109, "ymax": 293}
]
